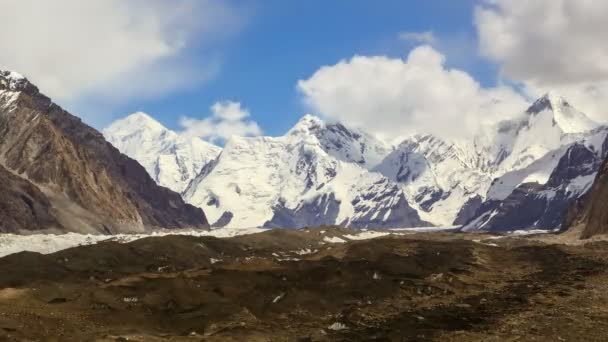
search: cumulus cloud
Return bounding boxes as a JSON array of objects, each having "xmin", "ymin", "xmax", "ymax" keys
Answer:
[
  {"xmin": 298, "ymin": 45, "xmax": 527, "ymax": 142},
  {"xmin": 0, "ymin": 0, "xmax": 243, "ymax": 104},
  {"xmin": 475, "ymin": 0, "xmax": 608, "ymax": 121},
  {"xmin": 180, "ymin": 101, "xmax": 262, "ymax": 143},
  {"xmin": 399, "ymin": 31, "xmax": 436, "ymax": 44}
]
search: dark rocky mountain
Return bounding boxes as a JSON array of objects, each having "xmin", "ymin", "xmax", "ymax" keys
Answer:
[
  {"xmin": 0, "ymin": 70, "xmax": 209, "ymax": 233},
  {"xmin": 452, "ymin": 195, "xmax": 483, "ymax": 226},
  {"xmin": 566, "ymin": 137, "xmax": 608, "ymax": 238},
  {"xmin": 0, "ymin": 164, "xmax": 59, "ymax": 233}
]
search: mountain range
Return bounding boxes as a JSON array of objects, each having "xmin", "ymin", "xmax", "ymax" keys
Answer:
[
  {"xmin": 106, "ymin": 93, "xmax": 608, "ymax": 237},
  {"xmin": 2, "ymin": 67, "xmax": 608, "ymax": 239}
]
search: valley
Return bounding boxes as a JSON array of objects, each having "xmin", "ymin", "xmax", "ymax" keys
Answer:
[
  {"xmin": 3, "ymin": 2, "xmax": 608, "ymax": 341},
  {"xmin": 4, "ymin": 68, "xmax": 608, "ymax": 341},
  {"xmin": 1, "ymin": 228, "xmax": 608, "ymax": 341}
]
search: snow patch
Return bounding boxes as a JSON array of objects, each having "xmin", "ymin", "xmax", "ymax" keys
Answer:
[
  {"xmin": 323, "ymin": 236, "xmax": 346, "ymax": 244},
  {"xmin": 0, "ymin": 227, "xmax": 267, "ymax": 258}
]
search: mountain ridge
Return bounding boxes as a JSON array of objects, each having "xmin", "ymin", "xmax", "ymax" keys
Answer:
[
  {"xmin": 104, "ymin": 112, "xmax": 221, "ymax": 193},
  {"xmin": 182, "ymin": 116, "xmax": 427, "ymax": 229},
  {"xmin": 104, "ymin": 91, "xmax": 606, "ymax": 235},
  {"xmin": 0, "ymin": 70, "xmax": 210, "ymax": 233}
]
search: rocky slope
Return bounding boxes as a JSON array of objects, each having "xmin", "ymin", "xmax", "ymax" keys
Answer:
[
  {"xmin": 565, "ymin": 137, "xmax": 608, "ymax": 239},
  {"xmin": 104, "ymin": 113, "xmax": 221, "ymax": 193},
  {"xmin": 183, "ymin": 115, "xmax": 426, "ymax": 229},
  {"xmin": 463, "ymin": 136, "xmax": 607, "ymax": 233},
  {"xmin": 0, "ymin": 164, "xmax": 59, "ymax": 233},
  {"xmin": 0, "ymin": 70, "xmax": 209, "ymax": 233},
  {"xmin": 461, "ymin": 95, "xmax": 606, "ymax": 233}
]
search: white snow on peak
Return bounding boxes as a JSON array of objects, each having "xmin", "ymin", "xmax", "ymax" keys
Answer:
[
  {"xmin": 287, "ymin": 114, "xmax": 325, "ymax": 136},
  {"xmin": 182, "ymin": 117, "xmax": 419, "ymax": 229},
  {"xmin": 0, "ymin": 70, "xmax": 25, "ymax": 81},
  {"xmin": 104, "ymin": 92, "xmax": 603, "ymax": 231},
  {"xmin": 486, "ymin": 128, "xmax": 607, "ymax": 201},
  {"xmin": 528, "ymin": 92, "xmax": 599, "ymax": 134},
  {"xmin": 0, "ymin": 70, "xmax": 29, "ymax": 93},
  {"xmin": 287, "ymin": 114, "xmax": 393, "ymax": 169},
  {"xmin": 0, "ymin": 71, "xmax": 26, "ymax": 110},
  {"xmin": 6, "ymin": 71, "xmax": 25, "ymax": 81},
  {"xmin": 111, "ymin": 111, "xmax": 167, "ymax": 133},
  {"xmin": 104, "ymin": 112, "xmax": 222, "ymax": 193},
  {"xmin": 373, "ymin": 94, "xmax": 604, "ymax": 226}
]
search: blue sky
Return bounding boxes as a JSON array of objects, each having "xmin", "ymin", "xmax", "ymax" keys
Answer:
[{"xmin": 94, "ymin": 0, "xmax": 494, "ymax": 137}]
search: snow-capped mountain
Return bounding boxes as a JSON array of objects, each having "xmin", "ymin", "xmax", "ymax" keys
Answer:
[
  {"xmin": 104, "ymin": 113, "xmax": 221, "ymax": 193},
  {"xmin": 374, "ymin": 134, "xmax": 492, "ymax": 226},
  {"xmin": 374, "ymin": 93, "xmax": 603, "ymax": 228},
  {"xmin": 103, "ymin": 92, "xmax": 605, "ymax": 232},
  {"xmin": 288, "ymin": 115, "xmax": 393, "ymax": 169},
  {"xmin": 463, "ymin": 133, "xmax": 607, "ymax": 232},
  {"xmin": 182, "ymin": 115, "xmax": 426, "ymax": 229},
  {"xmin": 461, "ymin": 94, "xmax": 607, "ymax": 232},
  {"xmin": 474, "ymin": 93, "xmax": 600, "ymax": 175}
]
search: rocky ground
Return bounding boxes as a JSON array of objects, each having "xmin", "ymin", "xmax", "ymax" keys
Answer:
[{"xmin": 0, "ymin": 228, "xmax": 608, "ymax": 341}]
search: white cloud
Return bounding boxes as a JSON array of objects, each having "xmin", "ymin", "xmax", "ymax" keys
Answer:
[
  {"xmin": 399, "ymin": 31, "xmax": 436, "ymax": 44},
  {"xmin": 0, "ymin": 0, "xmax": 243, "ymax": 105},
  {"xmin": 179, "ymin": 101, "xmax": 262, "ymax": 143},
  {"xmin": 475, "ymin": 0, "xmax": 608, "ymax": 122},
  {"xmin": 298, "ymin": 45, "xmax": 527, "ymax": 142}
]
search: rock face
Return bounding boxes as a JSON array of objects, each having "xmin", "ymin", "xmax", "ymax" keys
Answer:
[
  {"xmin": 0, "ymin": 70, "xmax": 209, "ymax": 233},
  {"xmin": 0, "ymin": 164, "xmax": 59, "ymax": 233},
  {"xmin": 373, "ymin": 93, "xmax": 602, "ymax": 227},
  {"xmin": 452, "ymin": 195, "xmax": 483, "ymax": 226},
  {"xmin": 183, "ymin": 115, "xmax": 427, "ymax": 229},
  {"xmin": 449, "ymin": 93, "xmax": 606, "ymax": 232},
  {"xmin": 104, "ymin": 113, "xmax": 221, "ymax": 193},
  {"xmin": 566, "ymin": 140, "xmax": 608, "ymax": 238},
  {"xmin": 462, "ymin": 133, "xmax": 607, "ymax": 233}
]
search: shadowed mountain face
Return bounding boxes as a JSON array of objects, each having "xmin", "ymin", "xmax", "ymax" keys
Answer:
[
  {"xmin": 0, "ymin": 164, "xmax": 59, "ymax": 233},
  {"xmin": 462, "ymin": 139, "xmax": 607, "ymax": 233},
  {"xmin": 0, "ymin": 71, "xmax": 209, "ymax": 233},
  {"xmin": 457, "ymin": 92, "xmax": 608, "ymax": 234},
  {"xmin": 567, "ymin": 146, "xmax": 608, "ymax": 239}
]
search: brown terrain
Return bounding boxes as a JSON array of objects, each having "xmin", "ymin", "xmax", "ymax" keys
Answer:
[
  {"xmin": 0, "ymin": 71, "xmax": 208, "ymax": 234},
  {"xmin": 1, "ymin": 227, "xmax": 608, "ymax": 341}
]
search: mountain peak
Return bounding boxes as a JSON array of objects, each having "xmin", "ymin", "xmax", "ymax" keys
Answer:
[
  {"xmin": 526, "ymin": 92, "xmax": 570, "ymax": 115},
  {"xmin": 524, "ymin": 93, "xmax": 598, "ymax": 134},
  {"xmin": 0, "ymin": 70, "xmax": 36, "ymax": 94},
  {"xmin": 0, "ymin": 70, "xmax": 25, "ymax": 81},
  {"xmin": 107, "ymin": 112, "xmax": 168, "ymax": 135},
  {"xmin": 287, "ymin": 114, "xmax": 325, "ymax": 136}
]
